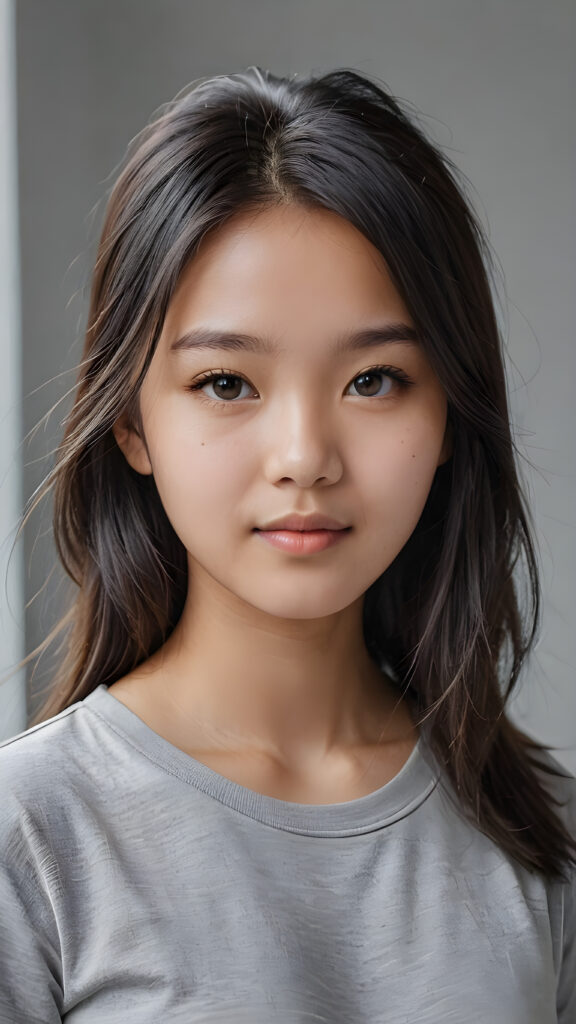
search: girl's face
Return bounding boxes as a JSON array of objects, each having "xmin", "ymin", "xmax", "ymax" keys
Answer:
[{"xmin": 114, "ymin": 204, "xmax": 451, "ymax": 621}]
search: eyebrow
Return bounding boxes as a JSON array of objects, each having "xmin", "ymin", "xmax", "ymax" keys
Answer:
[{"xmin": 169, "ymin": 322, "xmax": 421, "ymax": 356}]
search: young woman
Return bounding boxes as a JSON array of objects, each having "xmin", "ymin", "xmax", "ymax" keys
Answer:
[{"xmin": 1, "ymin": 66, "xmax": 574, "ymax": 1023}]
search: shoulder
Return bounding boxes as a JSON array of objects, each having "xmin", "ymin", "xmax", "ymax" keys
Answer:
[
  {"xmin": 530, "ymin": 751, "xmax": 576, "ymax": 1021},
  {"xmin": 0, "ymin": 696, "xmax": 102, "ymax": 847},
  {"xmin": 0, "ymin": 697, "xmax": 86, "ymax": 787},
  {"xmin": 529, "ymin": 746, "xmax": 576, "ymax": 839}
]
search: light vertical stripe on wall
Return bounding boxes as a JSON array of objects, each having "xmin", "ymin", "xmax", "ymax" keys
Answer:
[{"xmin": 0, "ymin": 0, "xmax": 26, "ymax": 740}]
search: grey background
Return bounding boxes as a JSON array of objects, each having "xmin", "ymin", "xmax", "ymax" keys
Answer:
[
  {"xmin": 0, "ymin": 0, "xmax": 25, "ymax": 740},
  {"xmin": 11, "ymin": 0, "xmax": 576, "ymax": 767}
]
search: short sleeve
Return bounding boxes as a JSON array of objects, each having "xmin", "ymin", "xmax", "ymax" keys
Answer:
[
  {"xmin": 538, "ymin": 751, "xmax": 576, "ymax": 1023},
  {"xmin": 556, "ymin": 861, "xmax": 576, "ymax": 1023},
  {"xmin": 0, "ymin": 790, "xmax": 64, "ymax": 1022}
]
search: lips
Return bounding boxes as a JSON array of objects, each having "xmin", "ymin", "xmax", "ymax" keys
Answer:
[
  {"xmin": 255, "ymin": 513, "xmax": 350, "ymax": 532},
  {"xmin": 254, "ymin": 523, "xmax": 351, "ymax": 555}
]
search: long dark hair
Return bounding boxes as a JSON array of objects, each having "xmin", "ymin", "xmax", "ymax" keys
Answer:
[{"xmin": 15, "ymin": 66, "xmax": 575, "ymax": 880}]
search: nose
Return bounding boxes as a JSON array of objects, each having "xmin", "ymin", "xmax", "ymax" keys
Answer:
[{"xmin": 261, "ymin": 394, "xmax": 344, "ymax": 488}]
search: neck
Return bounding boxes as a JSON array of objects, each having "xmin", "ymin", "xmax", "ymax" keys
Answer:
[{"xmin": 126, "ymin": 566, "xmax": 413, "ymax": 769}]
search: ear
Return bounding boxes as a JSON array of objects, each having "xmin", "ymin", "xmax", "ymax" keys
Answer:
[
  {"xmin": 437, "ymin": 416, "xmax": 453, "ymax": 466},
  {"xmin": 112, "ymin": 413, "xmax": 153, "ymax": 476}
]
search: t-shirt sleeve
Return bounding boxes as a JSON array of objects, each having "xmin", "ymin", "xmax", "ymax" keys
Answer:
[
  {"xmin": 0, "ymin": 782, "xmax": 64, "ymax": 1022},
  {"xmin": 556, "ymin": 860, "xmax": 576, "ymax": 1023},
  {"xmin": 537, "ymin": 750, "xmax": 576, "ymax": 1023}
]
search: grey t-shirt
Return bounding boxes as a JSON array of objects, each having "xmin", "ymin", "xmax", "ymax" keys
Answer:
[{"xmin": 0, "ymin": 683, "xmax": 574, "ymax": 1023}]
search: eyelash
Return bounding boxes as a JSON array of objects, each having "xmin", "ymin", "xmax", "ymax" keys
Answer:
[{"xmin": 185, "ymin": 364, "xmax": 415, "ymax": 408}]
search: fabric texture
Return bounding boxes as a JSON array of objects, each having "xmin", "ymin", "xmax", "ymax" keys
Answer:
[{"xmin": 0, "ymin": 682, "xmax": 574, "ymax": 1023}]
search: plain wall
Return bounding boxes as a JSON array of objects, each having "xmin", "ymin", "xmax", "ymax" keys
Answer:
[
  {"xmin": 0, "ymin": 0, "xmax": 25, "ymax": 741},
  {"xmin": 13, "ymin": 0, "xmax": 576, "ymax": 768}
]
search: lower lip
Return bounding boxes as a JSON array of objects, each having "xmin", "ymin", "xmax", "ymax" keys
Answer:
[{"xmin": 254, "ymin": 528, "xmax": 351, "ymax": 555}]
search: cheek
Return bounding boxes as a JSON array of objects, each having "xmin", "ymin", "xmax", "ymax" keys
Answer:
[
  {"xmin": 146, "ymin": 416, "xmax": 251, "ymax": 529},
  {"xmin": 360, "ymin": 424, "xmax": 442, "ymax": 526}
]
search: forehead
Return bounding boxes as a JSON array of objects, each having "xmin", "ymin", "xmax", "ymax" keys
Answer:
[{"xmin": 161, "ymin": 204, "xmax": 413, "ymax": 343}]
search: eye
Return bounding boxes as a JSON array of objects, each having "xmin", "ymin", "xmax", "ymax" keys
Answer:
[
  {"xmin": 345, "ymin": 365, "xmax": 414, "ymax": 398},
  {"xmin": 186, "ymin": 370, "xmax": 255, "ymax": 403}
]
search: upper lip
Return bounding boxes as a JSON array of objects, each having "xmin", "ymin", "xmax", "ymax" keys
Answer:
[{"xmin": 256, "ymin": 513, "xmax": 349, "ymax": 531}]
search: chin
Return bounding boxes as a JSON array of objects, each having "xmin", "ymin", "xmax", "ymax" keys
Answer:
[{"xmin": 241, "ymin": 588, "xmax": 363, "ymax": 622}]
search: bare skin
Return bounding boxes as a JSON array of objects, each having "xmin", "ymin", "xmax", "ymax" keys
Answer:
[
  {"xmin": 110, "ymin": 203, "xmax": 451, "ymax": 803},
  {"xmin": 109, "ymin": 665, "xmax": 418, "ymax": 803}
]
